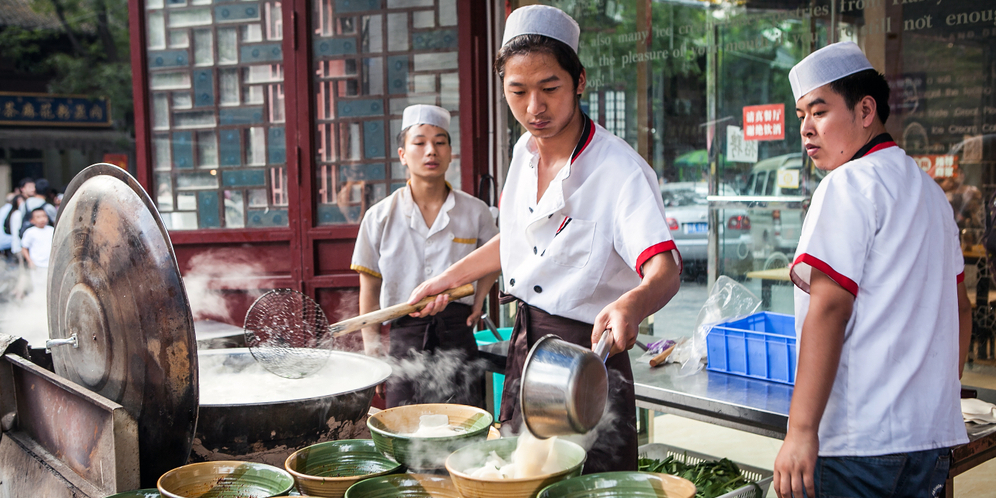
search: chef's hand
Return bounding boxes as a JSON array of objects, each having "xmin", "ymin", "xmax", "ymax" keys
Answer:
[
  {"xmin": 591, "ymin": 299, "xmax": 640, "ymax": 357},
  {"xmin": 408, "ymin": 275, "xmax": 456, "ymax": 318},
  {"xmin": 467, "ymin": 304, "xmax": 484, "ymax": 327},
  {"xmin": 773, "ymin": 428, "xmax": 818, "ymax": 498}
]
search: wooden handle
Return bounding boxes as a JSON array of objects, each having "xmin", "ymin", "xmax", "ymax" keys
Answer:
[
  {"xmin": 330, "ymin": 284, "xmax": 476, "ymax": 338},
  {"xmin": 649, "ymin": 344, "xmax": 676, "ymax": 368}
]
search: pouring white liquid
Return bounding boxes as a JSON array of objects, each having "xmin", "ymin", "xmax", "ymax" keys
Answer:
[
  {"xmin": 467, "ymin": 430, "xmax": 565, "ymax": 479},
  {"xmin": 404, "ymin": 414, "xmax": 468, "ymax": 437}
]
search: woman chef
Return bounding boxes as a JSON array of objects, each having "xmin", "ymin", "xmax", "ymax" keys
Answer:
[
  {"xmin": 351, "ymin": 104, "xmax": 499, "ymax": 408},
  {"xmin": 407, "ymin": 5, "xmax": 681, "ymax": 473}
]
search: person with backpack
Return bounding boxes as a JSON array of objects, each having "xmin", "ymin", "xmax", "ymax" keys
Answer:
[{"xmin": 0, "ymin": 193, "xmax": 13, "ymax": 260}]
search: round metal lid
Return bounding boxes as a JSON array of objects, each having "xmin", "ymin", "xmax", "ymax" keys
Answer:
[{"xmin": 47, "ymin": 163, "xmax": 198, "ymax": 488}]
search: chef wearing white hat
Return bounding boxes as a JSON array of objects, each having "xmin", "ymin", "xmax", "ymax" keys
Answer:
[
  {"xmin": 407, "ymin": 5, "xmax": 682, "ymax": 473},
  {"xmin": 773, "ymin": 42, "xmax": 971, "ymax": 498},
  {"xmin": 351, "ymin": 104, "xmax": 499, "ymax": 408}
]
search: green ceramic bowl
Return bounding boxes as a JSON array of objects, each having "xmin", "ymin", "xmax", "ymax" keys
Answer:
[
  {"xmin": 445, "ymin": 437, "xmax": 586, "ymax": 498},
  {"xmin": 106, "ymin": 490, "xmax": 161, "ymax": 498},
  {"xmin": 157, "ymin": 460, "xmax": 295, "ymax": 498},
  {"xmin": 284, "ymin": 439, "xmax": 405, "ymax": 497},
  {"xmin": 536, "ymin": 471, "xmax": 696, "ymax": 498},
  {"xmin": 367, "ymin": 403, "xmax": 493, "ymax": 470},
  {"xmin": 343, "ymin": 474, "xmax": 462, "ymax": 498}
]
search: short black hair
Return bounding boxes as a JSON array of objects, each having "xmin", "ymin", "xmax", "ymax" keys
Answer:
[
  {"xmin": 29, "ymin": 207, "xmax": 48, "ymax": 219},
  {"xmin": 18, "ymin": 177, "xmax": 34, "ymax": 189},
  {"xmin": 34, "ymin": 178, "xmax": 51, "ymax": 196},
  {"xmin": 397, "ymin": 126, "xmax": 451, "ymax": 148},
  {"xmin": 494, "ymin": 34, "xmax": 584, "ymax": 92},
  {"xmin": 828, "ymin": 69, "xmax": 891, "ymax": 124}
]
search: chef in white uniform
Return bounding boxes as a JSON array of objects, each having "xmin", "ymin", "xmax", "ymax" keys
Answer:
[
  {"xmin": 773, "ymin": 42, "xmax": 971, "ymax": 498},
  {"xmin": 407, "ymin": 5, "xmax": 682, "ymax": 473},
  {"xmin": 351, "ymin": 104, "xmax": 499, "ymax": 408}
]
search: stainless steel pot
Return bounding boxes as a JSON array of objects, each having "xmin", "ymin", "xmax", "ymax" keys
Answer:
[{"xmin": 519, "ymin": 331, "xmax": 612, "ymax": 438}]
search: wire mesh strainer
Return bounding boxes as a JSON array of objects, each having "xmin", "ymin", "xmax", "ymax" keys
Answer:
[{"xmin": 244, "ymin": 289, "xmax": 332, "ymax": 379}]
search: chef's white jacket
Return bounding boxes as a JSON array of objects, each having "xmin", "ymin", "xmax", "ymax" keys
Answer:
[
  {"xmin": 351, "ymin": 184, "xmax": 498, "ymax": 309},
  {"xmin": 791, "ymin": 139, "xmax": 969, "ymax": 456},
  {"xmin": 499, "ymin": 117, "xmax": 680, "ymax": 324}
]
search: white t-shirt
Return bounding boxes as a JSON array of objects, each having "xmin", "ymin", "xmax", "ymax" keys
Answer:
[
  {"xmin": 21, "ymin": 225, "xmax": 55, "ymax": 268},
  {"xmin": 791, "ymin": 139, "xmax": 968, "ymax": 456},
  {"xmin": 499, "ymin": 117, "xmax": 680, "ymax": 323},
  {"xmin": 351, "ymin": 185, "xmax": 498, "ymax": 309}
]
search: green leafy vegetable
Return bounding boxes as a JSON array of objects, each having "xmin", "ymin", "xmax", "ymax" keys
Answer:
[{"xmin": 637, "ymin": 454, "xmax": 762, "ymax": 498}]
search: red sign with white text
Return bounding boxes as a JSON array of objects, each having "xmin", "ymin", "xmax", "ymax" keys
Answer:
[
  {"xmin": 743, "ymin": 104, "xmax": 785, "ymax": 141},
  {"xmin": 912, "ymin": 155, "xmax": 959, "ymax": 178}
]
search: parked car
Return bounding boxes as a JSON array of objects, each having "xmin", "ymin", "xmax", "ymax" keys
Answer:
[
  {"xmin": 744, "ymin": 153, "xmax": 811, "ymax": 268},
  {"xmin": 661, "ymin": 182, "xmax": 753, "ymax": 281}
]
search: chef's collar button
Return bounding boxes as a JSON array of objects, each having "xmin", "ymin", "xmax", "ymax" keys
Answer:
[
  {"xmin": 534, "ymin": 285, "xmax": 542, "ymax": 293},
  {"xmin": 528, "ymin": 207, "xmax": 533, "ymax": 213},
  {"xmin": 510, "ymin": 278, "xmax": 516, "ymax": 286},
  {"xmin": 548, "ymin": 214, "xmax": 553, "ymax": 218},
  {"xmin": 425, "ymin": 267, "xmax": 432, "ymax": 275},
  {"xmin": 533, "ymin": 246, "xmax": 537, "ymax": 254}
]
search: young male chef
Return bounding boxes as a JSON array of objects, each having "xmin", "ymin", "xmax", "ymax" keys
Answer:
[
  {"xmin": 351, "ymin": 104, "xmax": 499, "ymax": 408},
  {"xmin": 773, "ymin": 42, "xmax": 971, "ymax": 498},
  {"xmin": 407, "ymin": 5, "xmax": 681, "ymax": 473}
]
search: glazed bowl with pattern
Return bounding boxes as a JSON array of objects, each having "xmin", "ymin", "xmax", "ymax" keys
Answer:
[
  {"xmin": 367, "ymin": 403, "xmax": 493, "ymax": 470},
  {"xmin": 535, "ymin": 471, "xmax": 696, "ymax": 498},
  {"xmin": 444, "ymin": 437, "xmax": 586, "ymax": 498},
  {"xmin": 283, "ymin": 439, "xmax": 405, "ymax": 497},
  {"xmin": 157, "ymin": 460, "xmax": 294, "ymax": 498},
  {"xmin": 343, "ymin": 474, "xmax": 462, "ymax": 498}
]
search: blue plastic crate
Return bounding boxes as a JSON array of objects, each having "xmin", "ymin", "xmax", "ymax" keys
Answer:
[
  {"xmin": 474, "ymin": 327, "xmax": 512, "ymax": 419},
  {"xmin": 706, "ymin": 311, "xmax": 797, "ymax": 385}
]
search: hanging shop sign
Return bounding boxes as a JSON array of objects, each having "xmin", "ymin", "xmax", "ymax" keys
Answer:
[
  {"xmin": 0, "ymin": 92, "xmax": 112, "ymax": 127},
  {"xmin": 742, "ymin": 104, "xmax": 785, "ymax": 141},
  {"xmin": 912, "ymin": 154, "xmax": 959, "ymax": 178},
  {"xmin": 726, "ymin": 126, "xmax": 758, "ymax": 163}
]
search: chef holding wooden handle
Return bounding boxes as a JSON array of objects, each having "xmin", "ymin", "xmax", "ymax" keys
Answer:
[
  {"xmin": 351, "ymin": 104, "xmax": 500, "ymax": 408},
  {"xmin": 407, "ymin": 5, "xmax": 682, "ymax": 473}
]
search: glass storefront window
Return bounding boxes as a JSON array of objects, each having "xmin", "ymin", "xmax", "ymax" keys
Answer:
[
  {"xmin": 145, "ymin": 0, "xmax": 289, "ymax": 230},
  {"xmin": 310, "ymin": 0, "xmax": 462, "ymax": 226}
]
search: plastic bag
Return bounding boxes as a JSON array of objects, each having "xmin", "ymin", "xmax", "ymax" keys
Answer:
[{"xmin": 670, "ymin": 275, "xmax": 762, "ymax": 376}]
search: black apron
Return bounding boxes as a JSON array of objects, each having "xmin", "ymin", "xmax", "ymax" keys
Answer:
[
  {"xmin": 498, "ymin": 294, "xmax": 638, "ymax": 474},
  {"xmin": 386, "ymin": 302, "xmax": 484, "ymax": 409}
]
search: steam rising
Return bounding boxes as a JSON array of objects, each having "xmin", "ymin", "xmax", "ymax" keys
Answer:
[
  {"xmin": 0, "ymin": 262, "xmax": 49, "ymax": 348},
  {"xmin": 181, "ymin": 249, "xmax": 278, "ymax": 324}
]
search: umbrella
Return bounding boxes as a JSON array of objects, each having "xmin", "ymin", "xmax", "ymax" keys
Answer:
[{"xmin": 674, "ymin": 149, "xmax": 709, "ymax": 168}]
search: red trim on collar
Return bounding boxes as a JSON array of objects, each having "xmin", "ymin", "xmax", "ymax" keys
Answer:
[
  {"xmin": 957, "ymin": 271, "xmax": 965, "ymax": 284},
  {"xmin": 791, "ymin": 253, "xmax": 859, "ymax": 296},
  {"xmin": 570, "ymin": 117, "xmax": 596, "ymax": 164},
  {"xmin": 636, "ymin": 241, "xmax": 681, "ymax": 278},
  {"xmin": 864, "ymin": 140, "xmax": 897, "ymax": 157}
]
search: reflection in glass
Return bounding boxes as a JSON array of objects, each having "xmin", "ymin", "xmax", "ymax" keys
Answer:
[
  {"xmin": 218, "ymin": 28, "xmax": 238, "ymax": 64},
  {"xmin": 176, "ymin": 171, "xmax": 219, "ymax": 190},
  {"xmin": 387, "ymin": 13, "xmax": 408, "ymax": 51},
  {"xmin": 414, "ymin": 74, "xmax": 435, "ymax": 93},
  {"xmin": 440, "ymin": 73, "xmax": 458, "ymax": 111},
  {"xmin": 224, "ymin": 190, "xmax": 245, "ymax": 228},
  {"xmin": 269, "ymin": 83, "xmax": 285, "ymax": 123},
  {"xmin": 364, "ymin": 58, "xmax": 383, "ymax": 95},
  {"xmin": 197, "ymin": 130, "xmax": 218, "ymax": 167},
  {"xmin": 150, "ymin": 71, "xmax": 192, "ymax": 90},
  {"xmin": 362, "ymin": 15, "xmax": 383, "ymax": 53},
  {"xmin": 153, "ymin": 135, "xmax": 172, "ymax": 170},
  {"xmin": 148, "ymin": 12, "xmax": 167, "ymax": 49},
  {"xmin": 439, "ymin": 0, "xmax": 456, "ymax": 26},
  {"xmin": 174, "ymin": 110, "xmax": 217, "ymax": 128},
  {"xmin": 193, "ymin": 29, "xmax": 214, "ymax": 65},
  {"xmin": 246, "ymin": 127, "xmax": 266, "ymax": 165},
  {"xmin": 156, "ymin": 173, "xmax": 174, "ymax": 211},
  {"xmin": 243, "ymin": 24, "xmax": 263, "ymax": 43},
  {"xmin": 168, "ymin": 212, "xmax": 199, "ymax": 230},
  {"xmin": 169, "ymin": 29, "xmax": 189, "ymax": 48},
  {"xmin": 147, "ymin": 0, "xmax": 164, "ymax": 9},
  {"xmin": 414, "ymin": 52, "xmax": 457, "ymax": 71},
  {"xmin": 270, "ymin": 167, "xmax": 289, "ymax": 206},
  {"xmin": 153, "ymin": 93, "xmax": 170, "ymax": 130},
  {"xmin": 413, "ymin": 10, "xmax": 434, "ymax": 29},
  {"xmin": 167, "ymin": 8, "xmax": 212, "ymax": 28},
  {"xmin": 177, "ymin": 192, "xmax": 197, "ymax": 210},
  {"xmin": 244, "ymin": 85, "xmax": 264, "ymax": 105},
  {"xmin": 248, "ymin": 188, "xmax": 268, "ymax": 207},
  {"xmin": 173, "ymin": 92, "xmax": 193, "ymax": 109},
  {"xmin": 265, "ymin": 1, "xmax": 282, "ymax": 40},
  {"xmin": 220, "ymin": 68, "xmax": 240, "ymax": 105},
  {"xmin": 343, "ymin": 123, "xmax": 361, "ymax": 160}
]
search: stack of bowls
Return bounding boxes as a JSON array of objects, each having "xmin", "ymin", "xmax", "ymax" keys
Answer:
[
  {"xmin": 344, "ymin": 474, "xmax": 463, "ymax": 498},
  {"xmin": 157, "ymin": 461, "xmax": 294, "ymax": 498},
  {"xmin": 283, "ymin": 439, "xmax": 405, "ymax": 497},
  {"xmin": 536, "ymin": 472, "xmax": 696, "ymax": 498},
  {"xmin": 367, "ymin": 403, "xmax": 493, "ymax": 470},
  {"xmin": 106, "ymin": 490, "xmax": 161, "ymax": 498},
  {"xmin": 444, "ymin": 437, "xmax": 587, "ymax": 498}
]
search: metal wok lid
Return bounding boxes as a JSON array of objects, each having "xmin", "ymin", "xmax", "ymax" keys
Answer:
[{"xmin": 47, "ymin": 163, "xmax": 198, "ymax": 488}]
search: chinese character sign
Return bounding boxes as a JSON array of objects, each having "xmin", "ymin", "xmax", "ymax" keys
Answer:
[
  {"xmin": 0, "ymin": 93, "xmax": 111, "ymax": 127},
  {"xmin": 726, "ymin": 126, "xmax": 758, "ymax": 163},
  {"xmin": 912, "ymin": 155, "xmax": 959, "ymax": 178},
  {"xmin": 742, "ymin": 104, "xmax": 785, "ymax": 141}
]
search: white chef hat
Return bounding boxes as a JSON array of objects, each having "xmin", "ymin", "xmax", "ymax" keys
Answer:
[
  {"xmin": 789, "ymin": 42, "xmax": 874, "ymax": 102},
  {"xmin": 401, "ymin": 104, "xmax": 450, "ymax": 132},
  {"xmin": 501, "ymin": 4, "xmax": 580, "ymax": 53}
]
